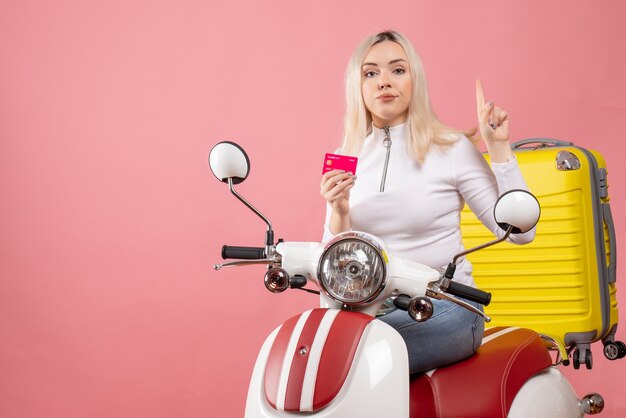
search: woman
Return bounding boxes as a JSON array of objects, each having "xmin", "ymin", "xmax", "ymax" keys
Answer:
[{"xmin": 320, "ymin": 30, "xmax": 535, "ymax": 374}]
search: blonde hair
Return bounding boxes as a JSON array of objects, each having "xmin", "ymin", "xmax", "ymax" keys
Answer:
[{"xmin": 341, "ymin": 31, "xmax": 461, "ymax": 163}]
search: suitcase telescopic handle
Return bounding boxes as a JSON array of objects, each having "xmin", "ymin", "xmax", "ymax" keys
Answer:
[{"xmin": 512, "ymin": 138, "xmax": 574, "ymax": 149}]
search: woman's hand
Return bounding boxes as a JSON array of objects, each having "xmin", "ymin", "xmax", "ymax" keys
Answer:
[
  {"xmin": 475, "ymin": 80, "xmax": 514, "ymax": 163},
  {"xmin": 320, "ymin": 169, "xmax": 355, "ymax": 216}
]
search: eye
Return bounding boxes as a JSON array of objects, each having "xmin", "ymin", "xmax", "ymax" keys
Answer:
[
  {"xmin": 393, "ymin": 67, "xmax": 406, "ymax": 75},
  {"xmin": 364, "ymin": 70, "xmax": 377, "ymax": 78}
]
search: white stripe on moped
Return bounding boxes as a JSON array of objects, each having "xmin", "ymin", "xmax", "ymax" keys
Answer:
[
  {"xmin": 276, "ymin": 309, "xmax": 312, "ymax": 411},
  {"xmin": 300, "ymin": 309, "xmax": 341, "ymax": 411},
  {"xmin": 481, "ymin": 327, "xmax": 520, "ymax": 346}
]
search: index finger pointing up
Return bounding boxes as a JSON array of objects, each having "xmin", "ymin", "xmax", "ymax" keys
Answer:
[{"xmin": 476, "ymin": 79, "xmax": 485, "ymax": 114}]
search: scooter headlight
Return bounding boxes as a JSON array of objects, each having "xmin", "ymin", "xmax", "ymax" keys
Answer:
[{"xmin": 318, "ymin": 232, "xmax": 388, "ymax": 306}]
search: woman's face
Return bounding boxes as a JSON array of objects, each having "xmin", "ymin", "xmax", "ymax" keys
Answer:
[{"xmin": 361, "ymin": 40, "xmax": 412, "ymax": 128}]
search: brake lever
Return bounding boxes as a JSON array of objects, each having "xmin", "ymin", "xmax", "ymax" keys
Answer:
[
  {"xmin": 426, "ymin": 283, "xmax": 491, "ymax": 323},
  {"xmin": 213, "ymin": 259, "xmax": 275, "ymax": 270}
]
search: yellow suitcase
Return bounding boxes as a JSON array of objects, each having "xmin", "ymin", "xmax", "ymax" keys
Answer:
[{"xmin": 461, "ymin": 138, "xmax": 622, "ymax": 369}]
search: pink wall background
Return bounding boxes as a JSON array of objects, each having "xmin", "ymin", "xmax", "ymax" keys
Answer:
[{"xmin": 2, "ymin": 1, "xmax": 625, "ymax": 416}]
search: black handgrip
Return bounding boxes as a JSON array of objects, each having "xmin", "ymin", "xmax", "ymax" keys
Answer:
[
  {"xmin": 221, "ymin": 245, "xmax": 265, "ymax": 260},
  {"xmin": 447, "ymin": 281, "xmax": 492, "ymax": 306}
]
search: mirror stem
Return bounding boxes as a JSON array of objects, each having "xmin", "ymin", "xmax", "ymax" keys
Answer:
[
  {"xmin": 452, "ymin": 225, "xmax": 513, "ymax": 265},
  {"xmin": 228, "ymin": 178, "xmax": 274, "ymax": 246}
]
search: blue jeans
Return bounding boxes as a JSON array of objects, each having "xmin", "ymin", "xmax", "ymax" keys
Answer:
[{"xmin": 378, "ymin": 298, "xmax": 485, "ymax": 374}]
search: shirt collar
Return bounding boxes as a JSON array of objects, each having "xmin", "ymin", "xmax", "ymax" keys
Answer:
[{"xmin": 369, "ymin": 122, "xmax": 408, "ymax": 143}]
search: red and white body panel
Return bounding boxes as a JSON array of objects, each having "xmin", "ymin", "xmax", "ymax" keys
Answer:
[{"xmin": 245, "ymin": 309, "xmax": 410, "ymax": 417}]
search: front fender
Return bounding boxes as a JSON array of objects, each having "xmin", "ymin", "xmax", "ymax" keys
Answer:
[{"xmin": 245, "ymin": 309, "xmax": 409, "ymax": 417}]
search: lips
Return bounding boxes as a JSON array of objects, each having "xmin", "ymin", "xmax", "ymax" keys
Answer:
[{"xmin": 377, "ymin": 94, "xmax": 397, "ymax": 102}]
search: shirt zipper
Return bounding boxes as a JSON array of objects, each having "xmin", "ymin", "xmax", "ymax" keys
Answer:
[{"xmin": 379, "ymin": 125, "xmax": 392, "ymax": 192}]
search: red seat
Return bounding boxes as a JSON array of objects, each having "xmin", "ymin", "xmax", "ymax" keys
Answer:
[{"xmin": 410, "ymin": 327, "xmax": 553, "ymax": 418}]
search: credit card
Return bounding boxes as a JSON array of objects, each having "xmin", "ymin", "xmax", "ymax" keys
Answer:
[{"xmin": 322, "ymin": 153, "xmax": 358, "ymax": 175}]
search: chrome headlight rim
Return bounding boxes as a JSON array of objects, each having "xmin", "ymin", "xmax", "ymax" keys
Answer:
[{"xmin": 317, "ymin": 231, "xmax": 389, "ymax": 306}]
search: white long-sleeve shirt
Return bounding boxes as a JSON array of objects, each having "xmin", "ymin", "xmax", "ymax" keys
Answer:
[{"xmin": 322, "ymin": 123, "xmax": 535, "ymax": 286}]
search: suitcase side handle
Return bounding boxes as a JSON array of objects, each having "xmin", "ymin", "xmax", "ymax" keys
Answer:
[
  {"xmin": 512, "ymin": 138, "xmax": 574, "ymax": 149},
  {"xmin": 603, "ymin": 204, "xmax": 617, "ymax": 283}
]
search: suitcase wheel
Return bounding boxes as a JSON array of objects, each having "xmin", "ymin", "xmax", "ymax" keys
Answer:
[
  {"xmin": 572, "ymin": 348, "xmax": 593, "ymax": 370},
  {"xmin": 603, "ymin": 341, "xmax": 626, "ymax": 361},
  {"xmin": 573, "ymin": 349, "xmax": 581, "ymax": 369},
  {"xmin": 585, "ymin": 349, "xmax": 593, "ymax": 369}
]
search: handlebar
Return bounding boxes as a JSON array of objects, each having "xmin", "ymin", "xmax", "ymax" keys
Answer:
[
  {"xmin": 446, "ymin": 281, "xmax": 492, "ymax": 306},
  {"xmin": 222, "ymin": 245, "xmax": 266, "ymax": 260}
]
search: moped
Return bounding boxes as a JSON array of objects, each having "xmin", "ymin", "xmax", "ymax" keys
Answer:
[{"xmin": 209, "ymin": 141, "xmax": 605, "ymax": 417}]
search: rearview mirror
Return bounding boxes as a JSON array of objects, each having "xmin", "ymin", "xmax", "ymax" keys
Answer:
[
  {"xmin": 208, "ymin": 141, "xmax": 250, "ymax": 185},
  {"xmin": 494, "ymin": 190, "xmax": 541, "ymax": 234}
]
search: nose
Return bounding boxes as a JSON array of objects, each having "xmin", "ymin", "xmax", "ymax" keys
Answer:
[{"xmin": 378, "ymin": 72, "xmax": 391, "ymax": 90}]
